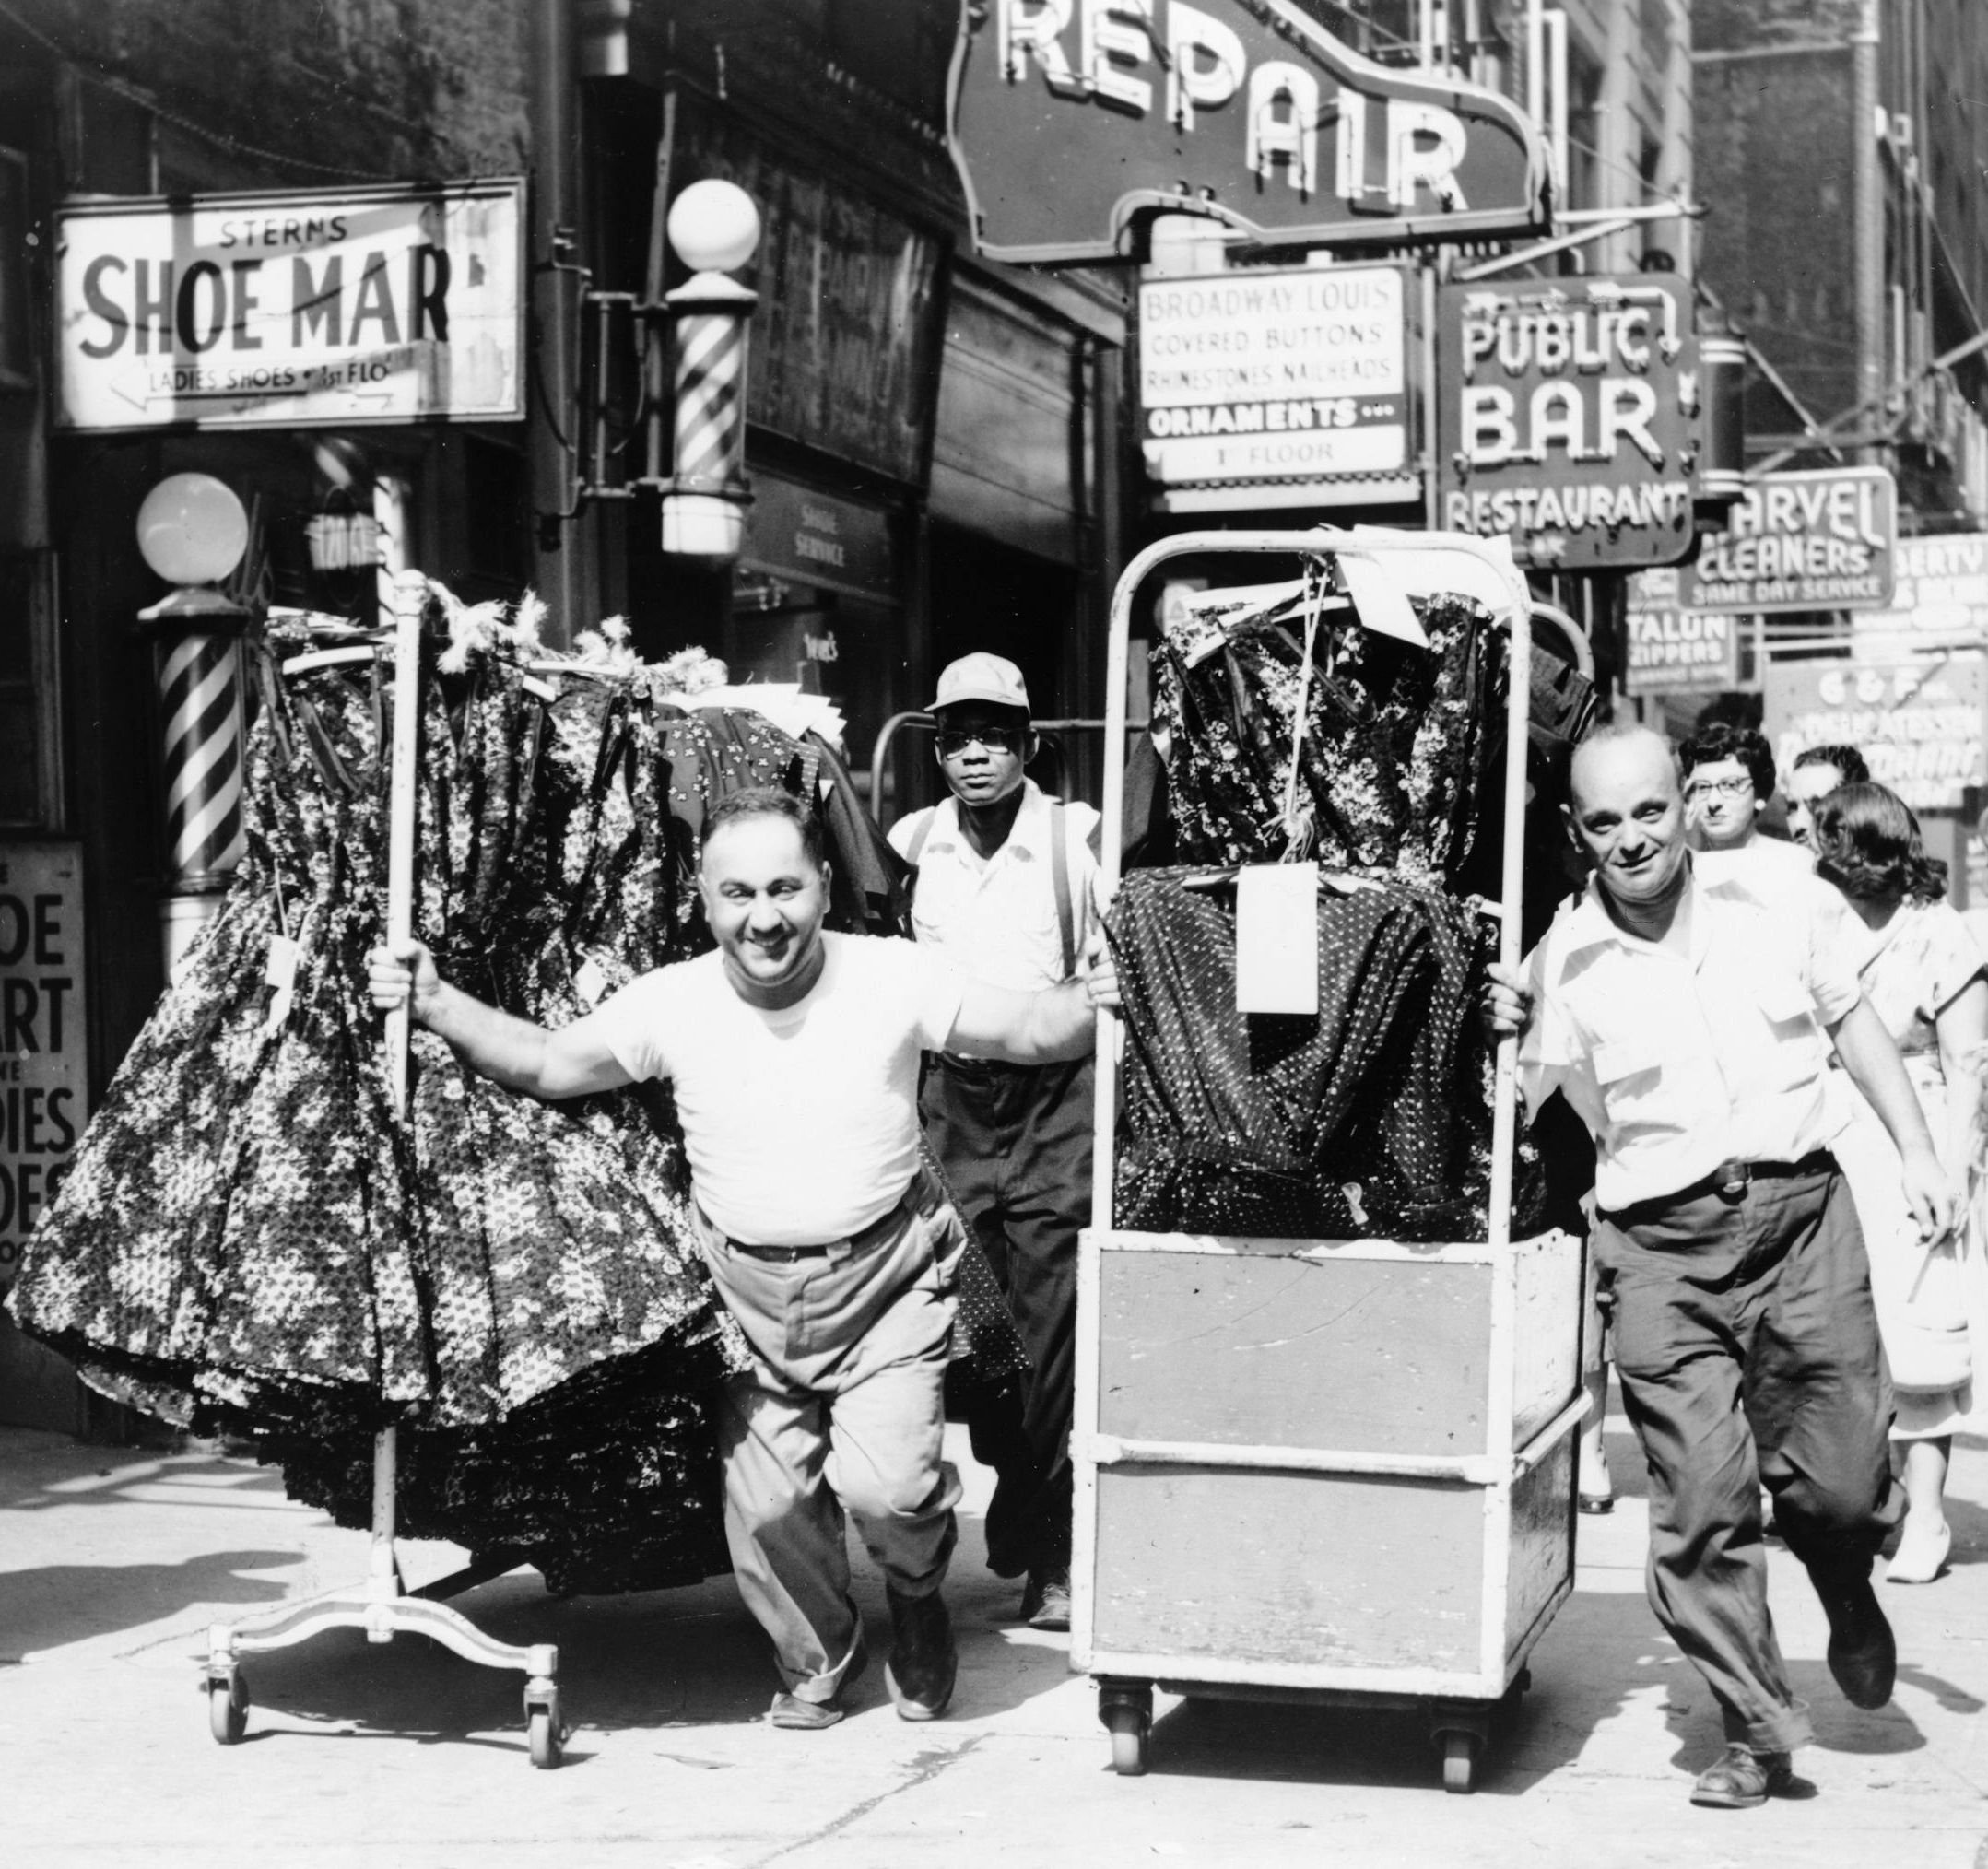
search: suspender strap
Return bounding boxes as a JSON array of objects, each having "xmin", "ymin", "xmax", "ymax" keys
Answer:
[
  {"xmin": 1051, "ymin": 800, "xmax": 1076, "ymax": 981},
  {"xmin": 903, "ymin": 806, "xmax": 935, "ymax": 867}
]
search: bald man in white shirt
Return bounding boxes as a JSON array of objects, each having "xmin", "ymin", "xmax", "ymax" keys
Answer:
[{"xmin": 1488, "ymin": 723, "xmax": 1951, "ymax": 1811}]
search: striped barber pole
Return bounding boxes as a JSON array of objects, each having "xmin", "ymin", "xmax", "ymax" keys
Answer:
[
  {"xmin": 671, "ymin": 309, "xmax": 747, "ymax": 490},
  {"xmin": 159, "ymin": 630, "xmax": 246, "ymax": 886}
]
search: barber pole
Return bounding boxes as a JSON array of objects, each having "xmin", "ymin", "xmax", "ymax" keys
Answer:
[
  {"xmin": 159, "ymin": 629, "xmax": 246, "ymax": 887},
  {"xmin": 658, "ymin": 179, "xmax": 761, "ymax": 559}
]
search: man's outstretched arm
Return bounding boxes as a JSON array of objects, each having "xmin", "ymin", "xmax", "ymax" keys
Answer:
[
  {"xmin": 944, "ymin": 930, "xmax": 1119, "ymax": 1064},
  {"xmin": 368, "ymin": 939, "xmax": 634, "ymax": 1100}
]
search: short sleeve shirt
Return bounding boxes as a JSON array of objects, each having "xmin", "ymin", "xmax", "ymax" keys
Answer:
[
  {"xmin": 1858, "ymin": 899, "xmax": 1987, "ymax": 1064},
  {"xmin": 888, "ymin": 780, "xmax": 1101, "ymax": 994},
  {"xmin": 1519, "ymin": 860, "xmax": 1865, "ymax": 1209},
  {"xmin": 565, "ymin": 934, "xmax": 965, "ymax": 1244}
]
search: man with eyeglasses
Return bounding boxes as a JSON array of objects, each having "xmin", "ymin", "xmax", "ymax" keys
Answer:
[{"xmin": 888, "ymin": 652, "xmax": 1101, "ymax": 1633}]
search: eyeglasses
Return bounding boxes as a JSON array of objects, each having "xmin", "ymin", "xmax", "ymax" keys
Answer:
[
  {"xmin": 935, "ymin": 726, "xmax": 1025, "ymax": 757},
  {"xmin": 1686, "ymin": 776, "xmax": 1754, "ymax": 800}
]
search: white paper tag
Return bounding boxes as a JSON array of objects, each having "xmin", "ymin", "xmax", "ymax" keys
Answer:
[
  {"xmin": 264, "ymin": 934, "xmax": 300, "ymax": 1032},
  {"xmin": 574, "ymin": 955, "xmax": 608, "ymax": 1008},
  {"xmin": 1335, "ymin": 550, "xmax": 1431, "ymax": 647},
  {"xmin": 1235, "ymin": 864, "xmax": 1319, "ymax": 1015},
  {"xmin": 521, "ymin": 675, "xmax": 559, "ymax": 701}
]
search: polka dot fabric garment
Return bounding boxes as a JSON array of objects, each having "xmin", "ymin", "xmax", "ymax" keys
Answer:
[{"xmin": 1106, "ymin": 869, "xmax": 1539, "ymax": 1243}]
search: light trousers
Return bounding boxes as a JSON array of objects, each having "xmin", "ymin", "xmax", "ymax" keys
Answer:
[{"xmin": 697, "ymin": 1185, "xmax": 965, "ymax": 1703}]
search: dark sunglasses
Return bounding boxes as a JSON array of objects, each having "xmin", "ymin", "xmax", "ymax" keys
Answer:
[{"xmin": 935, "ymin": 725, "xmax": 1025, "ymax": 756}]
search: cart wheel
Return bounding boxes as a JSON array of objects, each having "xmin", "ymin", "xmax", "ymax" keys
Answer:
[
  {"xmin": 1440, "ymin": 1729, "xmax": 1479, "ymax": 1793},
  {"xmin": 528, "ymin": 1702, "xmax": 561, "ymax": 1769},
  {"xmin": 1105, "ymin": 1708, "xmax": 1150, "ymax": 1777},
  {"xmin": 207, "ymin": 1673, "xmax": 249, "ymax": 1746}
]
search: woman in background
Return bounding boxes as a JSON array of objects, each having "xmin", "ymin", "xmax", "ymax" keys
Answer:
[{"xmin": 1814, "ymin": 782, "xmax": 1988, "ymax": 1583}]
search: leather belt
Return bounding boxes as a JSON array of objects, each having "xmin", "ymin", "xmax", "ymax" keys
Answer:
[
  {"xmin": 1603, "ymin": 1150, "xmax": 1837, "ymax": 1228},
  {"xmin": 704, "ymin": 1180, "xmax": 918, "ymax": 1264}
]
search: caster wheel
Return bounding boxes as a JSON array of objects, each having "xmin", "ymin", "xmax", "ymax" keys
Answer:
[
  {"xmin": 528, "ymin": 1703, "xmax": 562, "ymax": 1769},
  {"xmin": 1440, "ymin": 1729, "xmax": 1479, "ymax": 1793},
  {"xmin": 207, "ymin": 1673, "xmax": 249, "ymax": 1746},
  {"xmin": 1104, "ymin": 1709, "xmax": 1149, "ymax": 1776}
]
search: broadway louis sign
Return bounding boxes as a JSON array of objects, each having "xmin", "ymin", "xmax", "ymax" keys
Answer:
[{"xmin": 948, "ymin": 0, "xmax": 1551, "ymax": 264}]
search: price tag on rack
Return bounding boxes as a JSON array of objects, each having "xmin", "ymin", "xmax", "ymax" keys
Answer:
[{"xmin": 1235, "ymin": 864, "xmax": 1319, "ymax": 1015}]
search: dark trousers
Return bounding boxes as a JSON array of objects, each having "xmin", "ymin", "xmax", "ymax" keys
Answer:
[
  {"xmin": 921, "ymin": 1052, "xmax": 1092, "ymax": 1579},
  {"xmin": 1594, "ymin": 1163, "xmax": 1902, "ymax": 1751}
]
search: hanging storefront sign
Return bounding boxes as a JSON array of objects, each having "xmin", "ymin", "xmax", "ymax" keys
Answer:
[
  {"xmin": 0, "ymin": 843, "xmax": 85, "ymax": 1292},
  {"xmin": 1849, "ymin": 530, "xmax": 1988, "ymax": 661},
  {"xmin": 740, "ymin": 471, "xmax": 897, "ymax": 606},
  {"xmin": 1763, "ymin": 656, "xmax": 1987, "ymax": 813},
  {"xmin": 54, "ymin": 181, "xmax": 524, "ymax": 431},
  {"xmin": 677, "ymin": 105, "xmax": 947, "ymax": 488},
  {"xmin": 948, "ymin": 0, "xmax": 1550, "ymax": 264},
  {"xmin": 1677, "ymin": 467, "xmax": 1896, "ymax": 614},
  {"xmin": 1136, "ymin": 263, "xmax": 1416, "ymax": 511},
  {"xmin": 1435, "ymin": 275, "xmax": 1698, "ymax": 570},
  {"xmin": 1623, "ymin": 568, "xmax": 1741, "ymax": 695}
]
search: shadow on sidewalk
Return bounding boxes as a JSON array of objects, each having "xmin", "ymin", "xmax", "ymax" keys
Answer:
[{"xmin": 0, "ymin": 1549, "xmax": 301, "ymax": 1660}]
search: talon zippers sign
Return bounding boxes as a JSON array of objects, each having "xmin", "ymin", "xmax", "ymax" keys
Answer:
[
  {"xmin": 948, "ymin": 0, "xmax": 1550, "ymax": 264},
  {"xmin": 55, "ymin": 180, "xmax": 524, "ymax": 430}
]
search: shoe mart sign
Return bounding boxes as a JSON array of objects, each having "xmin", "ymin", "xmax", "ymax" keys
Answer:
[
  {"xmin": 54, "ymin": 180, "xmax": 523, "ymax": 430},
  {"xmin": 1763, "ymin": 656, "xmax": 1987, "ymax": 813},
  {"xmin": 948, "ymin": 0, "xmax": 1549, "ymax": 264}
]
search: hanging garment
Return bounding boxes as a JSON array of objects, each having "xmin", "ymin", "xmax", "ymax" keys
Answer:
[
  {"xmin": 1105, "ymin": 867, "xmax": 1542, "ymax": 1242},
  {"xmin": 1148, "ymin": 592, "xmax": 1497, "ymax": 883}
]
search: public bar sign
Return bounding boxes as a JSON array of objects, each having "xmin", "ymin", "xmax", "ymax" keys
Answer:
[
  {"xmin": 1624, "ymin": 567, "xmax": 1740, "ymax": 695},
  {"xmin": 1435, "ymin": 275, "xmax": 1698, "ymax": 570},
  {"xmin": 0, "ymin": 844, "xmax": 86, "ymax": 1293},
  {"xmin": 54, "ymin": 180, "xmax": 524, "ymax": 430},
  {"xmin": 1763, "ymin": 656, "xmax": 1986, "ymax": 813},
  {"xmin": 1679, "ymin": 468, "xmax": 1896, "ymax": 614},
  {"xmin": 948, "ymin": 0, "xmax": 1550, "ymax": 264},
  {"xmin": 1137, "ymin": 263, "xmax": 1414, "ymax": 508}
]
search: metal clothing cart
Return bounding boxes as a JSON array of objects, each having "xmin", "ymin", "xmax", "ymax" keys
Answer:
[
  {"xmin": 1076, "ymin": 528, "xmax": 1585, "ymax": 1794},
  {"xmin": 201, "ymin": 571, "xmax": 563, "ymax": 1768}
]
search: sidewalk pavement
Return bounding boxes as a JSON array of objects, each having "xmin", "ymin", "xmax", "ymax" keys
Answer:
[{"xmin": 5, "ymin": 1398, "xmax": 1988, "ymax": 1869}]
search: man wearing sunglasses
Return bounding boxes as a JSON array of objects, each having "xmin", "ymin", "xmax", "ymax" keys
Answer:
[{"xmin": 888, "ymin": 653, "xmax": 1101, "ymax": 1633}]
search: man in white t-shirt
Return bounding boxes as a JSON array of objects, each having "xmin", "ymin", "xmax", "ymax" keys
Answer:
[
  {"xmin": 369, "ymin": 787, "xmax": 1114, "ymax": 1733},
  {"xmin": 889, "ymin": 652, "xmax": 1100, "ymax": 1633}
]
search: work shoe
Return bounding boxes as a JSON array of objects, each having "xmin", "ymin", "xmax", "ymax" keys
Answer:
[
  {"xmin": 1819, "ymin": 1574, "xmax": 1897, "ymax": 1710},
  {"xmin": 1689, "ymin": 1745, "xmax": 1795, "ymax": 1809},
  {"xmin": 767, "ymin": 1631, "xmax": 865, "ymax": 1730},
  {"xmin": 885, "ymin": 1587, "xmax": 957, "ymax": 1721},
  {"xmin": 1020, "ymin": 1564, "xmax": 1072, "ymax": 1632}
]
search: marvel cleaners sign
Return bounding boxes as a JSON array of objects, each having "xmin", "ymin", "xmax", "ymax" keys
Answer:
[
  {"xmin": 949, "ymin": 0, "xmax": 1549, "ymax": 264},
  {"xmin": 1137, "ymin": 263, "xmax": 1413, "ymax": 508},
  {"xmin": 1436, "ymin": 275, "xmax": 1698, "ymax": 570},
  {"xmin": 55, "ymin": 180, "xmax": 524, "ymax": 430},
  {"xmin": 1680, "ymin": 468, "xmax": 1896, "ymax": 614},
  {"xmin": 0, "ymin": 845, "xmax": 85, "ymax": 1292}
]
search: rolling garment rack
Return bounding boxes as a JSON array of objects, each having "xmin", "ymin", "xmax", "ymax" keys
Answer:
[
  {"xmin": 1076, "ymin": 527, "xmax": 1588, "ymax": 1794},
  {"xmin": 202, "ymin": 569, "xmax": 564, "ymax": 1768}
]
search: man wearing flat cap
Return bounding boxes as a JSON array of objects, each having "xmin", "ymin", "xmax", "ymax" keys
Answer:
[{"xmin": 889, "ymin": 653, "xmax": 1100, "ymax": 1632}]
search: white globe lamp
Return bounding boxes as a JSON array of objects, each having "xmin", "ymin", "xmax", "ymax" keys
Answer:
[
  {"xmin": 667, "ymin": 180, "xmax": 760, "ymax": 276},
  {"xmin": 136, "ymin": 473, "xmax": 250, "ymax": 592}
]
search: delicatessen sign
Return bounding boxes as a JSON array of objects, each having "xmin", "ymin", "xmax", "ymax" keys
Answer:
[
  {"xmin": 1435, "ymin": 276, "xmax": 1697, "ymax": 570},
  {"xmin": 0, "ymin": 845, "xmax": 86, "ymax": 1292},
  {"xmin": 948, "ymin": 0, "xmax": 1549, "ymax": 264},
  {"xmin": 1138, "ymin": 264, "xmax": 1413, "ymax": 508},
  {"xmin": 55, "ymin": 180, "xmax": 524, "ymax": 430},
  {"xmin": 1679, "ymin": 468, "xmax": 1896, "ymax": 614},
  {"xmin": 1763, "ymin": 657, "xmax": 1986, "ymax": 813}
]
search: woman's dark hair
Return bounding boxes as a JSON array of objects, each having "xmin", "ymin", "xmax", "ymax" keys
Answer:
[
  {"xmin": 1794, "ymin": 742, "xmax": 1870, "ymax": 786},
  {"xmin": 702, "ymin": 785, "xmax": 827, "ymax": 867},
  {"xmin": 1679, "ymin": 720, "xmax": 1776, "ymax": 800},
  {"xmin": 1812, "ymin": 782, "xmax": 1947, "ymax": 905}
]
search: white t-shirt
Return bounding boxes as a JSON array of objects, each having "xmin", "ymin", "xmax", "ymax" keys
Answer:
[{"xmin": 576, "ymin": 934, "xmax": 965, "ymax": 1245}]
